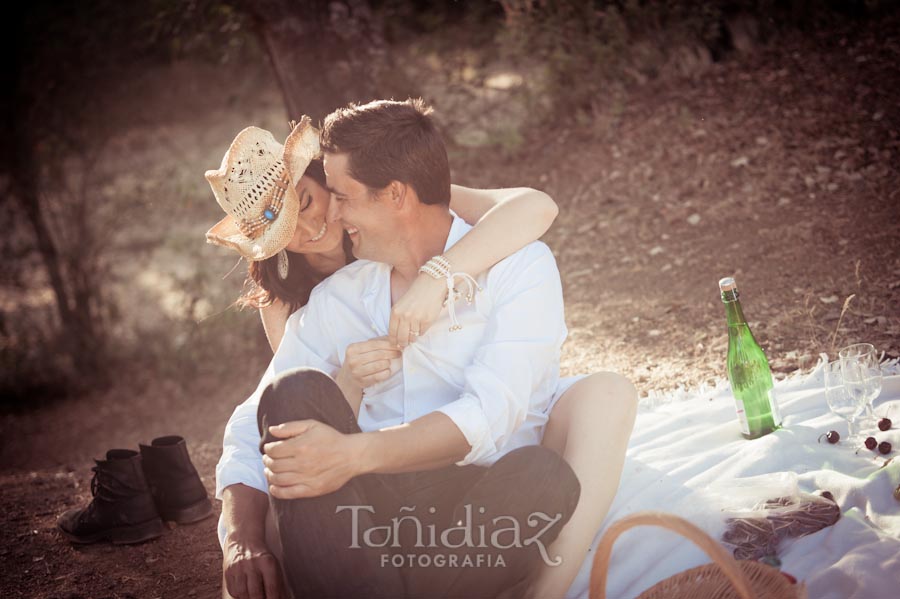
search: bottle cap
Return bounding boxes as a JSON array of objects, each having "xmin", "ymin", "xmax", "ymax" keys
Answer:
[{"xmin": 718, "ymin": 277, "xmax": 737, "ymax": 292}]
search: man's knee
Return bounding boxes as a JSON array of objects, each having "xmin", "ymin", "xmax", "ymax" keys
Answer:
[
  {"xmin": 260, "ymin": 367, "xmax": 336, "ymax": 408},
  {"xmin": 497, "ymin": 445, "xmax": 579, "ymax": 485},
  {"xmin": 257, "ymin": 368, "xmax": 346, "ymax": 446},
  {"xmin": 489, "ymin": 446, "xmax": 581, "ymax": 513},
  {"xmin": 259, "ymin": 368, "xmax": 342, "ymax": 412}
]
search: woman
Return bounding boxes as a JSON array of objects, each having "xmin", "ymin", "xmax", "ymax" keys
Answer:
[{"xmin": 208, "ymin": 120, "xmax": 636, "ymax": 599}]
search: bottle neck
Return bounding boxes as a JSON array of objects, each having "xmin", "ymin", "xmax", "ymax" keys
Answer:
[{"xmin": 722, "ymin": 291, "xmax": 747, "ymax": 327}]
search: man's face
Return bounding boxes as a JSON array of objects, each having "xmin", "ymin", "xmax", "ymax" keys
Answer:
[{"xmin": 324, "ymin": 152, "xmax": 398, "ymax": 263}]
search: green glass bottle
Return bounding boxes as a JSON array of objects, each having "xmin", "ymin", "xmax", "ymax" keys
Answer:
[{"xmin": 719, "ymin": 277, "xmax": 782, "ymax": 439}]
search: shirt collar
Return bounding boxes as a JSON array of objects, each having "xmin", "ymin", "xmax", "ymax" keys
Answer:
[
  {"xmin": 443, "ymin": 209, "xmax": 472, "ymax": 252},
  {"xmin": 362, "ymin": 210, "xmax": 472, "ymax": 335}
]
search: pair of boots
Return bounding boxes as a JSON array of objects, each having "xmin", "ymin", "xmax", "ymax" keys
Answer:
[{"xmin": 58, "ymin": 435, "xmax": 212, "ymax": 545}]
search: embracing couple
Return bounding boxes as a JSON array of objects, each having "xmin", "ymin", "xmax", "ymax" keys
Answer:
[{"xmin": 208, "ymin": 99, "xmax": 638, "ymax": 599}]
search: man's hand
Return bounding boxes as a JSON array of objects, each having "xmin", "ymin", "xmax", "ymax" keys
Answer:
[
  {"xmin": 262, "ymin": 420, "xmax": 369, "ymax": 499},
  {"xmin": 223, "ymin": 535, "xmax": 283, "ymax": 599},
  {"xmin": 339, "ymin": 336, "xmax": 402, "ymax": 389}
]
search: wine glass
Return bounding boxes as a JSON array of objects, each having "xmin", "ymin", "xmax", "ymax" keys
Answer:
[
  {"xmin": 824, "ymin": 359, "xmax": 868, "ymax": 442},
  {"xmin": 839, "ymin": 343, "xmax": 883, "ymax": 431}
]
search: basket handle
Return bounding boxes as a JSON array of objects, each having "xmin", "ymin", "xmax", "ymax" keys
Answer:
[{"xmin": 589, "ymin": 511, "xmax": 756, "ymax": 599}]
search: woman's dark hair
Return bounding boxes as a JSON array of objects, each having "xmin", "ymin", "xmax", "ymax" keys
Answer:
[{"xmin": 237, "ymin": 158, "xmax": 354, "ymax": 313}]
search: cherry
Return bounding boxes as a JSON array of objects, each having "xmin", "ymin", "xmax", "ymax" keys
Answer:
[
  {"xmin": 820, "ymin": 490, "xmax": 835, "ymax": 502},
  {"xmin": 878, "ymin": 418, "xmax": 892, "ymax": 431},
  {"xmin": 818, "ymin": 430, "xmax": 840, "ymax": 444},
  {"xmin": 864, "ymin": 437, "xmax": 878, "ymax": 451},
  {"xmin": 878, "ymin": 441, "xmax": 892, "ymax": 455},
  {"xmin": 895, "ymin": 484, "xmax": 900, "ymax": 502}
]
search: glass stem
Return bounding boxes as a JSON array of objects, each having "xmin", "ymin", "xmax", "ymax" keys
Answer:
[
  {"xmin": 847, "ymin": 418, "xmax": 859, "ymax": 440},
  {"xmin": 864, "ymin": 402, "xmax": 876, "ymax": 422}
]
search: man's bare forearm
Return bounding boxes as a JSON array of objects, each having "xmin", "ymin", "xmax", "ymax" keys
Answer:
[
  {"xmin": 221, "ymin": 484, "xmax": 269, "ymax": 544},
  {"xmin": 357, "ymin": 411, "xmax": 472, "ymax": 475}
]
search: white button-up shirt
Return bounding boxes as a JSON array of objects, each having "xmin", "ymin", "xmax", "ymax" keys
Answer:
[{"xmin": 215, "ymin": 215, "xmax": 567, "ymax": 499}]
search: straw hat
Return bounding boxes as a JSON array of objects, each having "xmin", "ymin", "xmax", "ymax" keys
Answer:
[{"xmin": 205, "ymin": 117, "xmax": 320, "ymax": 261}]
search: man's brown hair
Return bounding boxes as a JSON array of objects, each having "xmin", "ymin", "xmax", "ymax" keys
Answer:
[{"xmin": 320, "ymin": 98, "xmax": 451, "ymax": 206}]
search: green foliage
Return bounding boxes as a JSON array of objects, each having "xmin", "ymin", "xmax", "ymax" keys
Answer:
[
  {"xmin": 21, "ymin": 0, "xmax": 253, "ymax": 73},
  {"xmin": 4, "ymin": 0, "xmax": 259, "ymax": 398},
  {"xmin": 133, "ymin": 303, "xmax": 268, "ymax": 384},
  {"xmin": 494, "ymin": 0, "xmax": 893, "ymax": 124},
  {"xmin": 377, "ymin": 0, "xmax": 503, "ymax": 43},
  {"xmin": 497, "ymin": 1, "xmax": 723, "ymax": 118},
  {"xmin": 492, "ymin": 124, "xmax": 526, "ymax": 156},
  {"xmin": 141, "ymin": 0, "xmax": 255, "ymax": 64}
]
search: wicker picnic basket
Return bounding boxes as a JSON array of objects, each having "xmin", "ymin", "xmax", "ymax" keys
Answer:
[{"xmin": 589, "ymin": 512, "xmax": 807, "ymax": 599}]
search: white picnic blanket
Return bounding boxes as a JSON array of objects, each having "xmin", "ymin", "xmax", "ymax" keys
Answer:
[{"xmin": 564, "ymin": 356, "xmax": 900, "ymax": 599}]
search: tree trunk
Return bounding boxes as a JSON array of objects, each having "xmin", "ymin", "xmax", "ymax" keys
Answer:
[
  {"xmin": 4, "ymin": 30, "xmax": 105, "ymax": 376},
  {"xmin": 239, "ymin": 0, "xmax": 389, "ymax": 124},
  {"xmin": 12, "ymin": 163, "xmax": 76, "ymax": 331},
  {"xmin": 11, "ymin": 167, "xmax": 105, "ymax": 374}
]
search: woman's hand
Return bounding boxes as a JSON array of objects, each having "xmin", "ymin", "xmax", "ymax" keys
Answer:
[
  {"xmin": 339, "ymin": 337, "xmax": 402, "ymax": 389},
  {"xmin": 389, "ymin": 274, "xmax": 447, "ymax": 347}
]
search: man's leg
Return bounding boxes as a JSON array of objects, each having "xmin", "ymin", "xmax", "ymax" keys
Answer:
[
  {"xmin": 399, "ymin": 446, "xmax": 580, "ymax": 598},
  {"xmin": 441, "ymin": 446, "xmax": 581, "ymax": 598},
  {"xmin": 257, "ymin": 367, "xmax": 406, "ymax": 598},
  {"xmin": 390, "ymin": 463, "xmax": 487, "ymax": 599}
]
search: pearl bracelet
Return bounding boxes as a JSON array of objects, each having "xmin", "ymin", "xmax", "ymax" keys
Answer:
[
  {"xmin": 418, "ymin": 255, "xmax": 452, "ymax": 280},
  {"xmin": 418, "ymin": 255, "xmax": 482, "ymax": 332}
]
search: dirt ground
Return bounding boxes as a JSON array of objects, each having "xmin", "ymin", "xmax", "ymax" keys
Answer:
[{"xmin": 1, "ymin": 14, "xmax": 898, "ymax": 599}]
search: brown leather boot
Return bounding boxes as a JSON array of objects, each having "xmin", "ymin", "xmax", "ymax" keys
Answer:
[
  {"xmin": 58, "ymin": 449, "xmax": 165, "ymax": 544},
  {"xmin": 139, "ymin": 436, "xmax": 213, "ymax": 524}
]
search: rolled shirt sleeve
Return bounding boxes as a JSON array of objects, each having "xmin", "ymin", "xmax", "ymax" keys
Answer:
[
  {"xmin": 435, "ymin": 243, "xmax": 566, "ymax": 467},
  {"xmin": 215, "ymin": 366, "xmax": 271, "ymax": 498},
  {"xmin": 214, "ymin": 297, "xmax": 341, "ymax": 499}
]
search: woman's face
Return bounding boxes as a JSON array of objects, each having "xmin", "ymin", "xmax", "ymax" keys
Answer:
[{"xmin": 284, "ymin": 175, "xmax": 343, "ymax": 254}]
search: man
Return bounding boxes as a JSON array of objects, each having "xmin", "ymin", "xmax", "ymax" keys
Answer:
[{"xmin": 218, "ymin": 99, "xmax": 580, "ymax": 599}]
